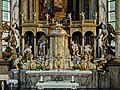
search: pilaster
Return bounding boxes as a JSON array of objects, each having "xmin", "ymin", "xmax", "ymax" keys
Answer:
[
  {"xmin": 34, "ymin": 36, "xmax": 36, "ymax": 57},
  {"xmin": 99, "ymin": 0, "xmax": 107, "ymax": 23},
  {"xmin": 89, "ymin": 0, "xmax": 97, "ymax": 19},
  {"xmin": 0, "ymin": 0, "xmax": 3, "ymax": 61},
  {"xmin": 115, "ymin": 0, "xmax": 120, "ymax": 57}
]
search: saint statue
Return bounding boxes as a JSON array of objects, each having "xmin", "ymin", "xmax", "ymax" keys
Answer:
[
  {"xmin": 24, "ymin": 45, "xmax": 32, "ymax": 61},
  {"xmin": 71, "ymin": 41, "xmax": 80, "ymax": 56}
]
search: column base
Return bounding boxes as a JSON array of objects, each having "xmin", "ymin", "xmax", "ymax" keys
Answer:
[{"xmin": 0, "ymin": 56, "xmax": 4, "ymax": 62}]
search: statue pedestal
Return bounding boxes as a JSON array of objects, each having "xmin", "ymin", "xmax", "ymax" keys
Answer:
[
  {"xmin": 0, "ymin": 62, "xmax": 9, "ymax": 74},
  {"xmin": 0, "ymin": 62, "xmax": 9, "ymax": 90}
]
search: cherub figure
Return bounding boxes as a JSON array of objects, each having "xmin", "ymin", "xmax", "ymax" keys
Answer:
[
  {"xmin": 24, "ymin": 45, "xmax": 32, "ymax": 61},
  {"xmin": 80, "ymin": 12, "xmax": 85, "ymax": 20},
  {"xmin": 84, "ymin": 44, "xmax": 93, "ymax": 62},
  {"xmin": 68, "ymin": 13, "xmax": 72, "ymax": 21},
  {"xmin": 71, "ymin": 41, "xmax": 79, "ymax": 56}
]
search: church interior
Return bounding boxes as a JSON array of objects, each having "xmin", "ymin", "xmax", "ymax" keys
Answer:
[{"xmin": 0, "ymin": 0, "xmax": 120, "ymax": 90}]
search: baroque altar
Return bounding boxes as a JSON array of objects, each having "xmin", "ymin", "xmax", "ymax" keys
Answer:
[{"xmin": 0, "ymin": 0, "xmax": 117, "ymax": 89}]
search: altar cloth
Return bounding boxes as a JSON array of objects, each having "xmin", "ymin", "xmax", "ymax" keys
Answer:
[
  {"xmin": 6, "ymin": 79, "xmax": 18, "ymax": 85},
  {"xmin": 36, "ymin": 81, "xmax": 79, "ymax": 89},
  {"xmin": 26, "ymin": 70, "xmax": 92, "ymax": 75}
]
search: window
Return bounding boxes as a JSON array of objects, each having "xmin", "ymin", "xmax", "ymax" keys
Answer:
[
  {"xmin": 2, "ymin": 0, "xmax": 11, "ymax": 25},
  {"xmin": 107, "ymin": 0, "xmax": 115, "ymax": 56},
  {"xmin": 107, "ymin": 0, "xmax": 115, "ymax": 28},
  {"xmin": 2, "ymin": 0, "xmax": 11, "ymax": 51}
]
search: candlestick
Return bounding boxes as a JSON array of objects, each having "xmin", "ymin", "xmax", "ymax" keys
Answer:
[
  {"xmin": 39, "ymin": 76, "xmax": 44, "ymax": 83},
  {"xmin": 71, "ymin": 76, "xmax": 75, "ymax": 83}
]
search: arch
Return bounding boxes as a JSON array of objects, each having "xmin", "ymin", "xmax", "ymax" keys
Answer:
[
  {"xmin": 36, "ymin": 32, "xmax": 47, "ymax": 55},
  {"xmin": 84, "ymin": 31, "xmax": 94, "ymax": 62},
  {"xmin": 24, "ymin": 31, "xmax": 34, "ymax": 54},
  {"xmin": 71, "ymin": 31, "xmax": 82, "ymax": 56},
  {"xmin": 36, "ymin": 32, "xmax": 46, "ymax": 45},
  {"xmin": 84, "ymin": 31, "xmax": 94, "ymax": 45},
  {"xmin": 23, "ymin": 30, "xmax": 35, "ymax": 36},
  {"xmin": 72, "ymin": 31, "xmax": 82, "ymax": 45}
]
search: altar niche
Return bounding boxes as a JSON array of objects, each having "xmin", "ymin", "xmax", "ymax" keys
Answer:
[
  {"xmin": 72, "ymin": 31, "xmax": 82, "ymax": 64},
  {"xmin": 24, "ymin": 31, "xmax": 34, "ymax": 55},
  {"xmin": 84, "ymin": 31, "xmax": 94, "ymax": 61},
  {"xmin": 36, "ymin": 32, "xmax": 47, "ymax": 63}
]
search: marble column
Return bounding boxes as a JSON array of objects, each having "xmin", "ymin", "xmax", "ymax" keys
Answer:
[
  {"xmin": 50, "ymin": 37, "xmax": 53, "ymax": 56},
  {"xmin": 79, "ymin": 0, "xmax": 82, "ymax": 19},
  {"xmin": 89, "ymin": 0, "xmax": 97, "ymax": 19},
  {"xmin": 82, "ymin": 36, "xmax": 84, "ymax": 55},
  {"xmin": 21, "ymin": 0, "xmax": 28, "ymax": 20},
  {"xmin": 73, "ymin": 0, "xmax": 76, "ymax": 12},
  {"xmin": 55, "ymin": 37, "xmax": 57, "ymax": 57},
  {"xmin": 22, "ymin": 36, "xmax": 25, "ymax": 57},
  {"xmin": 35, "ymin": 0, "xmax": 39, "ymax": 21},
  {"xmin": 30, "ymin": 0, "xmax": 33, "ymax": 20},
  {"xmin": 0, "ymin": 0, "xmax": 3, "ymax": 61},
  {"xmin": 62, "ymin": 0, "xmax": 68, "ymax": 13},
  {"xmin": 115, "ymin": 0, "xmax": 120, "ymax": 57},
  {"xmin": 34, "ymin": 36, "xmax": 36, "ymax": 58},
  {"xmin": 73, "ymin": 0, "xmax": 76, "ymax": 20},
  {"xmin": 99, "ymin": 0, "xmax": 107, "ymax": 23},
  {"xmin": 94, "ymin": 36, "xmax": 97, "ymax": 59}
]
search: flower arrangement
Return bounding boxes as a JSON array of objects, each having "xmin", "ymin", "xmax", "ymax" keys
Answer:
[
  {"xmin": 36, "ymin": 64, "xmax": 44, "ymax": 70},
  {"xmin": 72, "ymin": 64, "xmax": 81, "ymax": 70}
]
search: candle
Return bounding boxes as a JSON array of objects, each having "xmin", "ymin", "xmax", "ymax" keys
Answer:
[
  {"xmin": 40, "ymin": 76, "xmax": 44, "ymax": 82},
  {"xmin": 72, "ymin": 76, "xmax": 74, "ymax": 82}
]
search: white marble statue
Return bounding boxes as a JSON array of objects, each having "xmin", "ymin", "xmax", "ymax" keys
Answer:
[
  {"xmin": 45, "ymin": 13, "xmax": 49, "ymax": 21},
  {"xmin": 101, "ymin": 24, "xmax": 108, "ymax": 49},
  {"xmin": 84, "ymin": 44, "xmax": 93, "ymax": 62},
  {"xmin": 24, "ymin": 45, "xmax": 32, "ymax": 61},
  {"xmin": 71, "ymin": 41, "xmax": 79, "ymax": 56},
  {"xmin": 11, "ymin": 23, "xmax": 20, "ymax": 48},
  {"xmin": 80, "ymin": 12, "xmax": 85, "ymax": 20},
  {"xmin": 84, "ymin": 44, "xmax": 94, "ymax": 70},
  {"xmin": 97, "ymin": 23, "xmax": 108, "ymax": 55},
  {"xmin": 94, "ymin": 12, "xmax": 98, "ymax": 19},
  {"xmin": 71, "ymin": 41, "xmax": 81, "ymax": 65},
  {"xmin": 39, "ymin": 40, "xmax": 46, "ymax": 55},
  {"xmin": 68, "ymin": 13, "xmax": 72, "ymax": 21}
]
